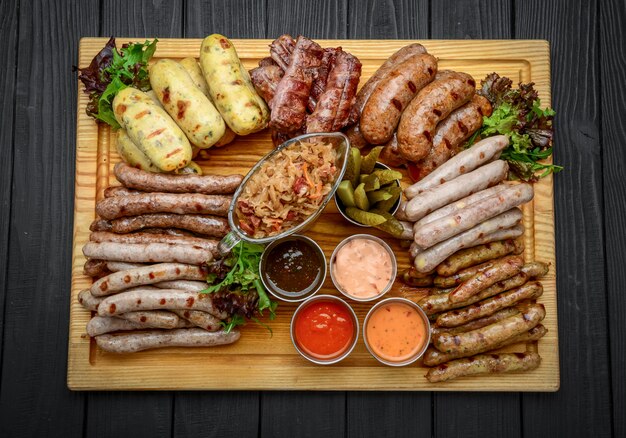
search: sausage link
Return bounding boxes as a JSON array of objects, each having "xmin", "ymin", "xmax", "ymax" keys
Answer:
[
  {"xmin": 103, "ymin": 186, "xmax": 145, "ymax": 198},
  {"xmin": 433, "ymin": 304, "xmax": 545, "ymax": 354},
  {"xmin": 425, "ymin": 352, "xmax": 542, "ymax": 382},
  {"xmin": 95, "ymin": 193, "xmax": 232, "ymax": 220},
  {"xmin": 437, "ymin": 238, "xmax": 524, "ymax": 276},
  {"xmin": 405, "ymin": 135, "xmax": 509, "ymax": 199},
  {"xmin": 90, "ymin": 231, "xmax": 219, "ymax": 257},
  {"xmin": 78, "ymin": 289, "xmax": 104, "ymax": 311},
  {"xmin": 110, "ymin": 213, "xmax": 229, "ymax": 237},
  {"xmin": 83, "ymin": 242, "xmax": 215, "ymax": 265},
  {"xmin": 430, "ymin": 307, "xmax": 520, "ymax": 338},
  {"xmin": 90, "ymin": 218, "xmax": 112, "ymax": 232},
  {"xmin": 83, "ymin": 259, "xmax": 110, "ymax": 278},
  {"xmin": 97, "ymin": 288, "xmax": 227, "ymax": 319},
  {"xmin": 91, "ymin": 263, "xmax": 209, "ymax": 297},
  {"xmin": 118, "ymin": 310, "xmax": 184, "ymax": 329},
  {"xmin": 154, "ymin": 280, "xmax": 207, "ymax": 292},
  {"xmin": 95, "ymin": 328, "xmax": 240, "ymax": 353},
  {"xmin": 114, "ymin": 162, "xmax": 243, "ymax": 195},
  {"xmin": 437, "ymin": 281, "xmax": 543, "ymax": 327},
  {"xmin": 435, "ymin": 259, "xmax": 547, "ymax": 288},
  {"xmin": 171, "ymin": 309, "xmax": 221, "ymax": 331}
]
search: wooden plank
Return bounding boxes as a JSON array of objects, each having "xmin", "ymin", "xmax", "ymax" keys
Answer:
[
  {"xmin": 344, "ymin": 4, "xmax": 430, "ymax": 436},
  {"xmin": 85, "ymin": 2, "xmax": 181, "ymax": 436},
  {"xmin": 184, "ymin": 0, "xmax": 267, "ymax": 38},
  {"xmin": 0, "ymin": 0, "xmax": 98, "ymax": 435},
  {"xmin": 515, "ymin": 1, "xmax": 612, "ymax": 436},
  {"xmin": 600, "ymin": 0, "xmax": 626, "ymax": 436},
  {"xmin": 68, "ymin": 38, "xmax": 557, "ymax": 391},
  {"xmin": 0, "ymin": 0, "xmax": 18, "ymax": 378},
  {"xmin": 347, "ymin": 0, "xmax": 429, "ymax": 39},
  {"xmin": 176, "ymin": 3, "xmax": 262, "ymax": 436},
  {"xmin": 267, "ymin": 0, "xmax": 347, "ymax": 39},
  {"xmin": 431, "ymin": 2, "xmax": 521, "ymax": 437}
]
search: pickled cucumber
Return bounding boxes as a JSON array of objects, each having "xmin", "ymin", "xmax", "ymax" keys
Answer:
[
  {"xmin": 336, "ymin": 180, "xmax": 356, "ymax": 207},
  {"xmin": 375, "ymin": 186, "xmax": 402, "ymax": 212},
  {"xmin": 354, "ymin": 183, "xmax": 370, "ymax": 211},
  {"xmin": 361, "ymin": 146, "xmax": 383, "ymax": 174},
  {"xmin": 360, "ymin": 174, "xmax": 380, "ymax": 192},
  {"xmin": 345, "ymin": 207, "xmax": 387, "ymax": 226},
  {"xmin": 370, "ymin": 209, "xmax": 405, "ymax": 238},
  {"xmin": 367, "ymin": 189, "xmax": 393, "ymax": 204},
  {"xmin": 371, "ymin": 169, "xmax": 403, "ymax": 185},
  {"xmin": 343, "ymin": 147, "xmax": 362, "ymax": 187}
]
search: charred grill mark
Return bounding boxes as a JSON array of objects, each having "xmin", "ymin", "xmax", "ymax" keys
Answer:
[
  {"xmin": 162, "ymin": 87, "xmax": 171, "ymax": 104},
  {"xmin": 147, "ymin": 128, "xmax": 166, "ymax": 139}
]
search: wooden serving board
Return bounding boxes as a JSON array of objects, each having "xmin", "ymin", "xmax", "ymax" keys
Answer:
[{"xmin": 68, "ymin": 38, "xmax": 558, "ymax": 391}]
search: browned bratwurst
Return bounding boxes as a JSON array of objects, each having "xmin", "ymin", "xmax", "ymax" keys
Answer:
[
  {"xmin": 411, "ymin": 95, "xmax": 492, "ymax": 180},
  {"xmin": 425, "ymin": 352, "xmax": 542, "ymax": 382},
  {"xmin": 95, "ymin": 192, "xmax": 232, "ymax": 220},
  {"xmin": 249, "ymin": 65, "xmax": 284, "ymax": 106},
  {"xmin": 397, "ymin": 71, "xmax": 476, "ymax": 162},
  {"xmin": 89, "ymin": 231, "xmax": 219, "ymax": 256},
  {"xmin": 378, "ymin": 133, "xmax": 408, "ymax": 167},
  {"xmin": 270, "ymin": 36, "xmax": 324, "ymax": 133},
  {"xmin": 114, "ymin": 163, "xmax": 243, "ymax": 195},
  {"xmin": 430, "ymin": 307, "xmax": 520, "ymax": 338},
  {"xmin": 306, "ymin": 50, "xmax": 362, "ymax": 133},
  {"xmin": 360, "ymin": 53, "xmax": 437, "ymax": 144},
  {"xmin": 83, "ymin": 259, "xmax": 109, "ymax": 278},
  {"xmin": 110, "ymin": 213, "xmax": 229, "ymax": 237},
  {"xmin": 82, "ymin": 242, "xmax": 215, "ymax": 265},
  {"xmin": 95, "ymin": 328, "xmax": 240, "ymax": 353},
  {"xmin": 436, "ymin": 238, "xmax": 524, "ymax": 277},
  {"xmin": 104, "ymin": 186, "xmax": 145, "ymax": 197}
]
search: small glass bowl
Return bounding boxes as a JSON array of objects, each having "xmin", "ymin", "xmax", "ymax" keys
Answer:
[
  {"xmin": 329, "ymin": 234, "xmax": 397, "ymax": 302},
  {"xmin": 290, "ymin": 294, "xmax": 359, "ymax": 365},
  {"xmin": 259, "ymin": 234, "xmax": 327, "ymax": 303},
  {"xmin": 363, "ymin": 297, "xmax": 431, "ymax": 367},
  {"xmin": 334, "ymin": 161, "xmax": 401, "ymax": 228}
]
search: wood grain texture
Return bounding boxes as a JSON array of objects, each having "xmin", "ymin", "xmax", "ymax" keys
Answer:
[
  {"xmin": 515, "ymin": 0, "xmax": 612, "ymax": 437},
  {"xmin": 430, "ymin": 2, "xmax": 520, "ymax": 437},
  {"xmin": 0, "ymin": 0, "xmax": 97, "ymax": 435},
  {"xmin": 600, "ymin": 0, "xmax": 625, "ymax": 436},
  {"xmin": 347, "ymin": 0, "xmax": 428, "ymax": 39},
  {"xmin": 184, "ymin": 0, "xmax": 267, "ymax": 38},
  {"xmin": 86, "ymin": 2, "xmax": 180, "ymax": 436},
  {"xmin": 0, "ymin": 0, "xmax": 18, "ymax": 382},
  {"xmin": 68, "ymin": 38, "xmax": 557, "ymax": 392},
  {"xmin": 267, "ymin": 0, "xmax": 347, "ymax": 39}
]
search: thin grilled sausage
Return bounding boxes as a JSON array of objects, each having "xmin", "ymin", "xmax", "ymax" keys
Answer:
[
  {"xmin": 78, "ymin": 289, "xmax": 104, "ymax": 311},
  {"xmin": 83, "ymin": 242, "xmax": 215, "ymax": 265},
  {"xmin": 437, "ymin": 281, "xmax": 543, "ymax": 327},
  {"xmin": 114, "ymin": 162, "xmax": 243, "ymax": 194},
  {"xmin": 110, "ymin": 213, "xmax": 230, "ymax": 237},
  {"xmin": 378, "ymin": 133, "xmax": 408, "ymax": 167},
  {"xmin": 433, "ymin": 304, "xmax": 545, "ymax": 354},
  {"xmin": 83, "ymin": 259, "xmax": 110, "ymax": 278},
  {"xmin": 171, "ymin": 309, "xmax": 221, "ymax": 331},
  {"xmin": 104, "ymin": 186, "xmax": 145, "ymax": 197},
  {"xmin": 425, "ymin": 352, "xmax": 542, "ymax": 382},
  {"xmin": 435, "ymin": 259, "xmax": 548, "ymax": 289},
  {"xmin": 405, "ymin": 135, "xmax": 509, "ymax": 199},
  {"xmin": 95, "ymin": 328, "xmax": 240, "ymax": 353},
  {"xmin": 448, "ymin": 255, "xmax": 525, "ymax": 304},
  {"xmin": 86, "ymin": 314, "xmax": 191, "ymax": 336},
  {"xmin": 95, "ymin": 193, "xmax": 232, "ymax": 220},
  {"xmin": 91, "ymin": 263, "xmax": 209, "ymax": 297},
  {"xmin": 397, "ymin": 71, "xmax": 476, "ymax": 162},
  {"xmin": 425, "ymin": 323, "xmax": 547, "ymax": 366},
  {"xmin": 413, "ymin": 209, "xmax": 523, "ymax": 273},
  {"xmin": 98, "ymin": 288, "xmax": 227, "ymax": 319},
  {"xmin": 106, "ymin": 261, "xmax": 145, "ymax": 272},
  {"xmin": 437, "ymin": 238, "xmax": 524, "ymax": 276},
  {"xmin": 154, "ymin": 280, "xmax": 207, "ymax": 292},
  {"xmin": 360, "ymin": 53, "xmax": 438, "ymax": 144},
  {"xmin": 90, "ymin": 231, "xmax": 219, "ymax": 257},
  {"xmin": 117, "ymin": 310, "xmax": 184, "ymax": 329},
  {"xmin": 405, "ymin": 160, "xmax": 509, "ymax": 222},
  {"xmin": 430, "ymin": 307, "xmax": 520, "ymax": 338}
]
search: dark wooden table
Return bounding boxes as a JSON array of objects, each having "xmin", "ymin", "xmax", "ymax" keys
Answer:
[{"xmin": 0, "ymin": 0, "xmax": 623, "ymax": 436}]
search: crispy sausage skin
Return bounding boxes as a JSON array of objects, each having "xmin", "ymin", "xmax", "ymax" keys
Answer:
[
  {"xmin": 425, "ymin": 352, "xmax": 542, "ymax": 382},
  {"xmin": 397, "ymin": 71, "xmax": 476, "ymax": 162},
  {"xmin": 360, "ymin": 53, "xmax": 437, "ymax": 144},
  {"xmin": 90, "ymin": 231, "xmax": 219, "ymax": 257},
  {"xmin": 436, "ymin": 238, "xmax": 524, "ymax": 276},
  {"xmin": 82, "ymin": 242, "xmax": 215, "ymax": 265},
  {"xmin": 110, "ymin": 213, "xmax": 229, "ymax": 237},
  {"xmin": 249, "ymin": 65, "xmax": 284, "ymax": 106}
]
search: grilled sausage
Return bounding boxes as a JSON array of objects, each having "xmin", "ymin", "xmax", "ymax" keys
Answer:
[
  {"xmin": 425, "ymin": 352, "xmax": 542, "ymax": 382},
  {"xmin": 90, "ymin": 218, "xmax": 112, "ymax": 232},
  {"xmin": 114, "ymin": 162, "xmax": 243, "ymax": 194},
  {"xmin": 83, "ymin": 259, "xmax": 110, "ymax": 278},
  {"xmin": 249, "ymin": 65, "xmax": 284, "ymax": 106},
  {"xmin": 98, "ymin": 288, "xmax": 227, "ymax": 319},
  {"xmin": 448, "ymin": 255, "xmax": 525, "ymax": 304},
  {"xmin": 437, "ymin": 281, "xmax": 543, "ymax": 327},
  {"xmin": 378, "ymin": 133, "xmax": 408, "ymax": 167},
  {"xmin": 200, "ymin": 34, "xmax": 269, "ymax": 135},
  {"xmin": 179, "ymin": 57, "xmax": 211, "ymax": 96},
  {"xmin": 171, "ymin": 309, "xmax": 221, "ymax": 331},
  {"xmin": 405, "ymin": 160, "xmax": 509, "ymax": 222},
  {"xmin": 435, "ymin": 259, "xmax": 548, "ymax": 289},
  {"xmin": 360, "ymin": 53, "xmax": 438, "ymax": 144},
  {"xmin": 425, "ymin": 323, "xmax": 547, "ymax": 366},
  {"xmin": 103, "ymin": 186, "xmax": 145, "ymax": 198},
  {"xmin": 154, "ymin": 280, "xmax": 207, "ymax": 292},
  {"xmin": 430, "ymin": 307, "xmax": 520, "ymax": 338},
  {"xmin": 117, "ymin": 310, "xmax": 184, "ymax": 329},
  {"xmin": 433, "ymin": 304, "xmax": 545, "ymax": 354},
  {"xmin": 95, "ymin": 328, "xmax": 240, "ymax": 353},
  {"xmin": 95, "ymin": 192, "xmax": 232, "ymax": 220},
  {"xmin": 78, "ymin": 289, "xmax": 104, "ymax": 311},
  {"xmin": 87, "ymin": 316, "xmax": 146, "ymax": 337},
  {"xmin": 82, "ymin": 242, "xmax": 215, "ymax": 265},
  {"xmin": 90, "ymin": 263, "xmax": 209, "ymax": 297},
  {"xmin": 410, "ymin": 95, "xmax": 493, "ymax": 180},
  {"xmin": 116, "ymin": 129, "xmax": 163, "ymax": 173},
  {"xmin": 106, "ymin": 261, "xmax": 145, "ymax": 272},
  {"xmin": 397, "ymin": 71, "xmax": 476, "ymax": 162},
  {"xmin": 405, "ymin": 135, "xmax": 508, "ymax": 199},
  {"xmin": 112, "ymin": 87, "xmax": 192, "ymax": 171},
  {"xmin": 110, "ymin": 213, "xmax": 230, "ymax": 237},
  {"xmin": 413, "ymin": 209, "xmax": 523, "ymax": 273},
  {"xmin": 90, "ymin": 231, "xmax": 219, "ymax": 257},
  {"xmin": 437, "ymin": 238, "xmax": 524, "ymax": 276},
  {"xmin": 414, "ymin": 183, "xmax": 534, "ymax": 248}
]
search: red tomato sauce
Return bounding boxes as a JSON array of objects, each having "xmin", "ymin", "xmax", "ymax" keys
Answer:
[{"xmin": 294, "ymin": 300, "xmax": 355, "ymax": 359}]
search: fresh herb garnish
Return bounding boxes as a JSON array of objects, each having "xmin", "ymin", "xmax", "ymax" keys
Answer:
[
  {"xmin": 75, "ymin": 37, "xmax": 158, "ymax": 129},
  {"xmin": 202, "ymin": 242, "xmax": 278, "ymax": 333},
  {"xmin": 470, "ymin": 73, "xmax": 562, "ymax": 182}
]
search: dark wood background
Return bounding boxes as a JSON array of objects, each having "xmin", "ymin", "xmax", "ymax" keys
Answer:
[{"xmin": 0, "ymin": 0, "xmax": 623, "ymax": 436}]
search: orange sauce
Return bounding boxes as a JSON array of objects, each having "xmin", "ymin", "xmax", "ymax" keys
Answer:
[{"xmin": 365, "ymin": 302, "xmax": 427, "ymax": 362}]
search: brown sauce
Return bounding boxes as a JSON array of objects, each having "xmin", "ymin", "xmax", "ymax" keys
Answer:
[{"xmin": 264, "ymin": 239, "xmax": 323, "ymax": 297}]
